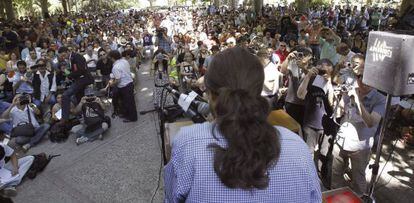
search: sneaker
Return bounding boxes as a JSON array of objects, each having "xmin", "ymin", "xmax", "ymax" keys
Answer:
[
  {"xmin": 22, "ymin": 144, "xmax": 31, "ymax": 152},
  {"xmin": 2, "ymin": 186, "xmax": 17, "ymax": 197},
  {"xmin": 76, "ymin": 136, "xmax": 88, "ymax": 145},
  {"xmin": 98, "ymin": 134, "xmax": 103, "ymax": 140}
]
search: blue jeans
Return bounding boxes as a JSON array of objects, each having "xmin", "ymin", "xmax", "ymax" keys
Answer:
[
  {"xmin": 73, "ymin": 123, "xmax": 108, "ymax": 141},
  {"xmin": 15, "ymin": 123, "xmax": 50, "ymax": 146},
  {"xmin": 62, "ymin": 77, "xmax": 93, "ymax": 120},
  {"xmin": 33, "ymin": 94, "xmax": 57, "ymax": 107}
]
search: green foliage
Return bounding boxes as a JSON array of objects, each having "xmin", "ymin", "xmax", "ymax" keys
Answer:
[{"xmin": 309, "ymin": 0, "xmax": 331, "ymax": 8}]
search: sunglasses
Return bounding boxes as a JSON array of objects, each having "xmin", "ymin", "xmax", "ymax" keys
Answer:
[{"xmin": 280, "ymin": 45, "xmax": 286, "ymax": 47}]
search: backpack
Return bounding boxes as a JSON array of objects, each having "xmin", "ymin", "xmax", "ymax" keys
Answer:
[
  {"xmin": 25, "ymin": 153, "xmax": 60, "ymax": 179},
  {"xmin": 49, "ymin": 123, "xmax": 69, "ymax": 143},
  {"xmin": 49, "ymin": 119, "xmax": 80, "ymax": 143}
]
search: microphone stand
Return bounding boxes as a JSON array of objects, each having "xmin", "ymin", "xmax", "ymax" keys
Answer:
[
  {"xmin": 363, "ymin": 94, "xmax": 392, "ymax": 203},
  {"xmin": 140, "ymin": 84, "xmax": 178, "ymax": 165}
]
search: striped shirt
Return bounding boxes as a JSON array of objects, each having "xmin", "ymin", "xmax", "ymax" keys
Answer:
[{"xmin": 164, "ymin": 122, "xmax": 322, "ymax": 203}]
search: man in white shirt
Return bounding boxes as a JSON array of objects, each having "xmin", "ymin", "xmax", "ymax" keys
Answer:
[
  {"xmin": 258, "ymin": 49, "xmax": 282, "ymax": 109},
  {"xmin": 107, "ymin": 50, "xmax": 137, "ymax": 122},
  {"xmin": 25, "ymin": 48, "xmax": 38, "ymax": 68},
  {"xmin": 2, "ymin": 95, "xmax": 50, "ymax": 152},
  {"xmin": 0, "ymin": 143, "xmax": 34, "ymax": 197}
]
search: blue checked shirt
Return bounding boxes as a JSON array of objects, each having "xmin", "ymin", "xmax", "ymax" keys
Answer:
[{"xmin": 164, "ymin": 122, "xmax": 322, "ymax": 203}]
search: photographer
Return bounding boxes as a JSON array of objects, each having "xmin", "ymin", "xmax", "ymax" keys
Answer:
[
  {"xmin": 330, "ymin": 55, "xmax": 386, "ymax": 196},
  {"xmin": 297, "ymin": 59, "xmax": 334, "ymax": 155},
  {"xmin": 1, "ymin": 94, "xmax": 50, "ymax": 152},
  {"xmin": 319, "ymin": 27, "xmax": 341, "ymax": 65},
  {"xmin": 71, "ymin": 88, "xmax": 110, "ymax": 145},
  {"xmin": 142, "ymin": 29, "xmax": 154, "ymax": 59},
  {"xmin": 155, "ymin": 28, "xmax": 172, "ymax": 54},
  {"xmin": 280, "ymin": 46, "xmax": 313, "ymax": 126}
]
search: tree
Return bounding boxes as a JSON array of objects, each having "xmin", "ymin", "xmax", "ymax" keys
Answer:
[
  {"xmin": 4, "ymin": 0, "xmax": 14, "ymax": 20},
  {"xmin": 0, "ymin": 0, "xmax": 5, "ymax": 19},
  {"xmin": 149, "ymin": 0, "xmax": 155, "ymax": 7},
  {"xmin": 36, "ymin": 0, "xmax": 49, "ymax": 18},
  {"xmin": 61, "ymin": 0, "xmax": 68, "ymax": 14}
]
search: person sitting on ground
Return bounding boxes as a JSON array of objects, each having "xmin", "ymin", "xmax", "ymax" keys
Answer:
[
  {"xmin": 10, "ymin": 61, "xmax": 33, "ymax": 95},
  {"xmin": 0, "ymin": 144, "xmax": 34, "ymax": 198},
  {"xmin": 165, "ymin": 47, "xmax": 321, "ymax": 202},
  {"xmin": 71, "ymin": 87, "xmax": 110, "ymax": 145},
  {"xmin": 1, "ymin": 94, "xmax": 50, "ymax": 152},
  {"xmin": 32, "ymin": 59, "xmax": 57, "ymax": 107}
]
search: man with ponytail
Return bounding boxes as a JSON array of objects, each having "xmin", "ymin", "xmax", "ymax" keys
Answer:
[{"xmin": 164, "ymin": 47, "xmax": 321, "ymax": 203}]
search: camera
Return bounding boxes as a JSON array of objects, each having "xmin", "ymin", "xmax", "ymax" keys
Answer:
[
  {"xmin": 295, "ymin": 52, "xmax": 304, "ymax": 58},
  {"xmin": 85, "ymin": 96, "xmax": 96, "ymax": 103},
  {"xmin": 318, "ymin": 69, "xmax": 327, "ymax": 76},
  {"xmin": 346, "ymin": 62, "xmax": 352, "ymax": 68},
  {"xmin": 19, "ymin": 94, "xmax": 30, "ymax": 105}
]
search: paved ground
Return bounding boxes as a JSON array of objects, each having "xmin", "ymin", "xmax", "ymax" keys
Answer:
[
  {"xmin": 9, "ymin": 59, "xmax": 414, "ymax": 203},
  {"xmin": 12, "ymin": 60, "xmax": 164, "ymax": 203}
]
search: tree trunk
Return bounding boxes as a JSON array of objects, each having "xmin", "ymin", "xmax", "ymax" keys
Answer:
[
  {"xmin": 38, "ymin": 0, "xmax": 49, "ymax": 18},
  {"xmin": 149, "ymin": 0, "xmax": 154, "ymax": 7},
  {"xmin": 0, "ymin": 0, "xmax": 5, "ymax": 19},
  {"xmin": 254, "ymin": 0, "xmax": 263, "ymax": 15},
  {"xmin": 399, "ymin": 0, "xmax": 413, "ymax": 17},
  {"xmin": 62, "ymin": 0, "xmax": 68, "ymax": 15},
  {"xmin": 296, "ymin": 0, "xmax": 310, "ymax": 14},
  {"xmin": 214, "ymin": 0, "xmax": 220, "ymax": 7},
  {"xmin": 4, "ymin": 0, "xmax": 14, "ymax": 20}
]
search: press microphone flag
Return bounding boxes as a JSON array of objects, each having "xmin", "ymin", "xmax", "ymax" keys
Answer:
[{"xmin": 363, "ymin": 31, "xmax": 414, "ymax": 96}]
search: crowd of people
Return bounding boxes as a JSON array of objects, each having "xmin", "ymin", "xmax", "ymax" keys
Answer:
[{"xmin": 0, "ymin": 2, "xmax": 408, "ymax": 200}]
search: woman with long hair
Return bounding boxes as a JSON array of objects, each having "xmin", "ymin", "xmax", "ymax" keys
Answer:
[{"xmin": 165, "ymin": 47, "xmax": 321, "ymax": 202}]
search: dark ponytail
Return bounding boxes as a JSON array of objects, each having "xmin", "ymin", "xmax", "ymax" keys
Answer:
[{"xmin": 205, "ymin": 47, "xmax": 280, "ymax": 190}]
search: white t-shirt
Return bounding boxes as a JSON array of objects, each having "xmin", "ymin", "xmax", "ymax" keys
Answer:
[
  {"xmin": 262, "ymin": 62, "xmax": 282, "ymax": 97},
  {"xmin": 0, "ymin": 143, "xmax": 14, "ymax": 168},
  {"xmin": 112, "ymin": 58, "xmax": 133, "ymax": 88},
  {"xmin": 83, "ymin": 53, "xmax": 98, "ymax": 68}
]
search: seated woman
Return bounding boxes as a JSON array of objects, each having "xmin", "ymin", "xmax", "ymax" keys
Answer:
[{"xmin": 164, "ymin": 47, "xmax": 321, "ymax": 202}]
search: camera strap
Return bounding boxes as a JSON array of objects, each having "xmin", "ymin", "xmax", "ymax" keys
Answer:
[{"xmin": 26, "ymin": 105, "xmax": 32, "ymax": 125}]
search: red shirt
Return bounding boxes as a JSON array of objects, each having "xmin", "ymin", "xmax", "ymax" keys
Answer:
[{"xmin": 275, "ymin": 49, "xmax": 289, "ymax": 63}]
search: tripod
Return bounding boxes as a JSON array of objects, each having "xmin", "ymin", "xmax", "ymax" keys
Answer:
[
  {"xmin": 140, "ymin": 84, "xmax": 177, "ymax": 165},
  {"xmin": 363, "ymin": 94, "xmax": 392, "ymax": 203}
]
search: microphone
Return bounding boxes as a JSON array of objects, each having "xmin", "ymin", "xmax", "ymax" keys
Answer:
[{"xmin": 165, "ymin": 85, "xmax": 210, "ymax": 118}]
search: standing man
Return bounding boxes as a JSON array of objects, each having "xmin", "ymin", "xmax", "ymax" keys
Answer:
[
  {"xmin": 107, "ymin": 50, "xmax": 137, "ymax": 122},
  {"xmin": 331, "ymin": 55, "xmax": 386, "ymax": 196},
  {"xmin": 58, "ymin": 47, "xmax": 94, "ymax": 124}
]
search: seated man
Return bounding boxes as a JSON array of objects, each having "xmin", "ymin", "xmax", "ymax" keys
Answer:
[
  {"xmin": 10, "ymin": 61, "xmax": 34, "ymax": 95},
  {"xmin": 32, "ymin": 59, "xmax": 57, "ymax": 107},
  {"xmin": 71, "ymin": 87, "xmax": 110, "ymax": 145},
  {"xmin": 0, "ymin": 143, "xmax": 34, "ymax": 197},
  {"xmin": 1, "ymin": 94, "xmax": 50, "ymax": 152}
]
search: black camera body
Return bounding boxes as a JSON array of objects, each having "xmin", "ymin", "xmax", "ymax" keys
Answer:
[
  {"xmin": 20, "ymin": 94, "xmax": 30, "ymax": 105},
  {"xmin": 295, "ymin": 52, "xmax": 304, "ymax": 59},
  {"xmin": 85, "ymin": 96, "xmax": 96, "ymax": 103},
  {"xmin": 318, "ymin": 69, "xmax": 327, "ymax": 76}
]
